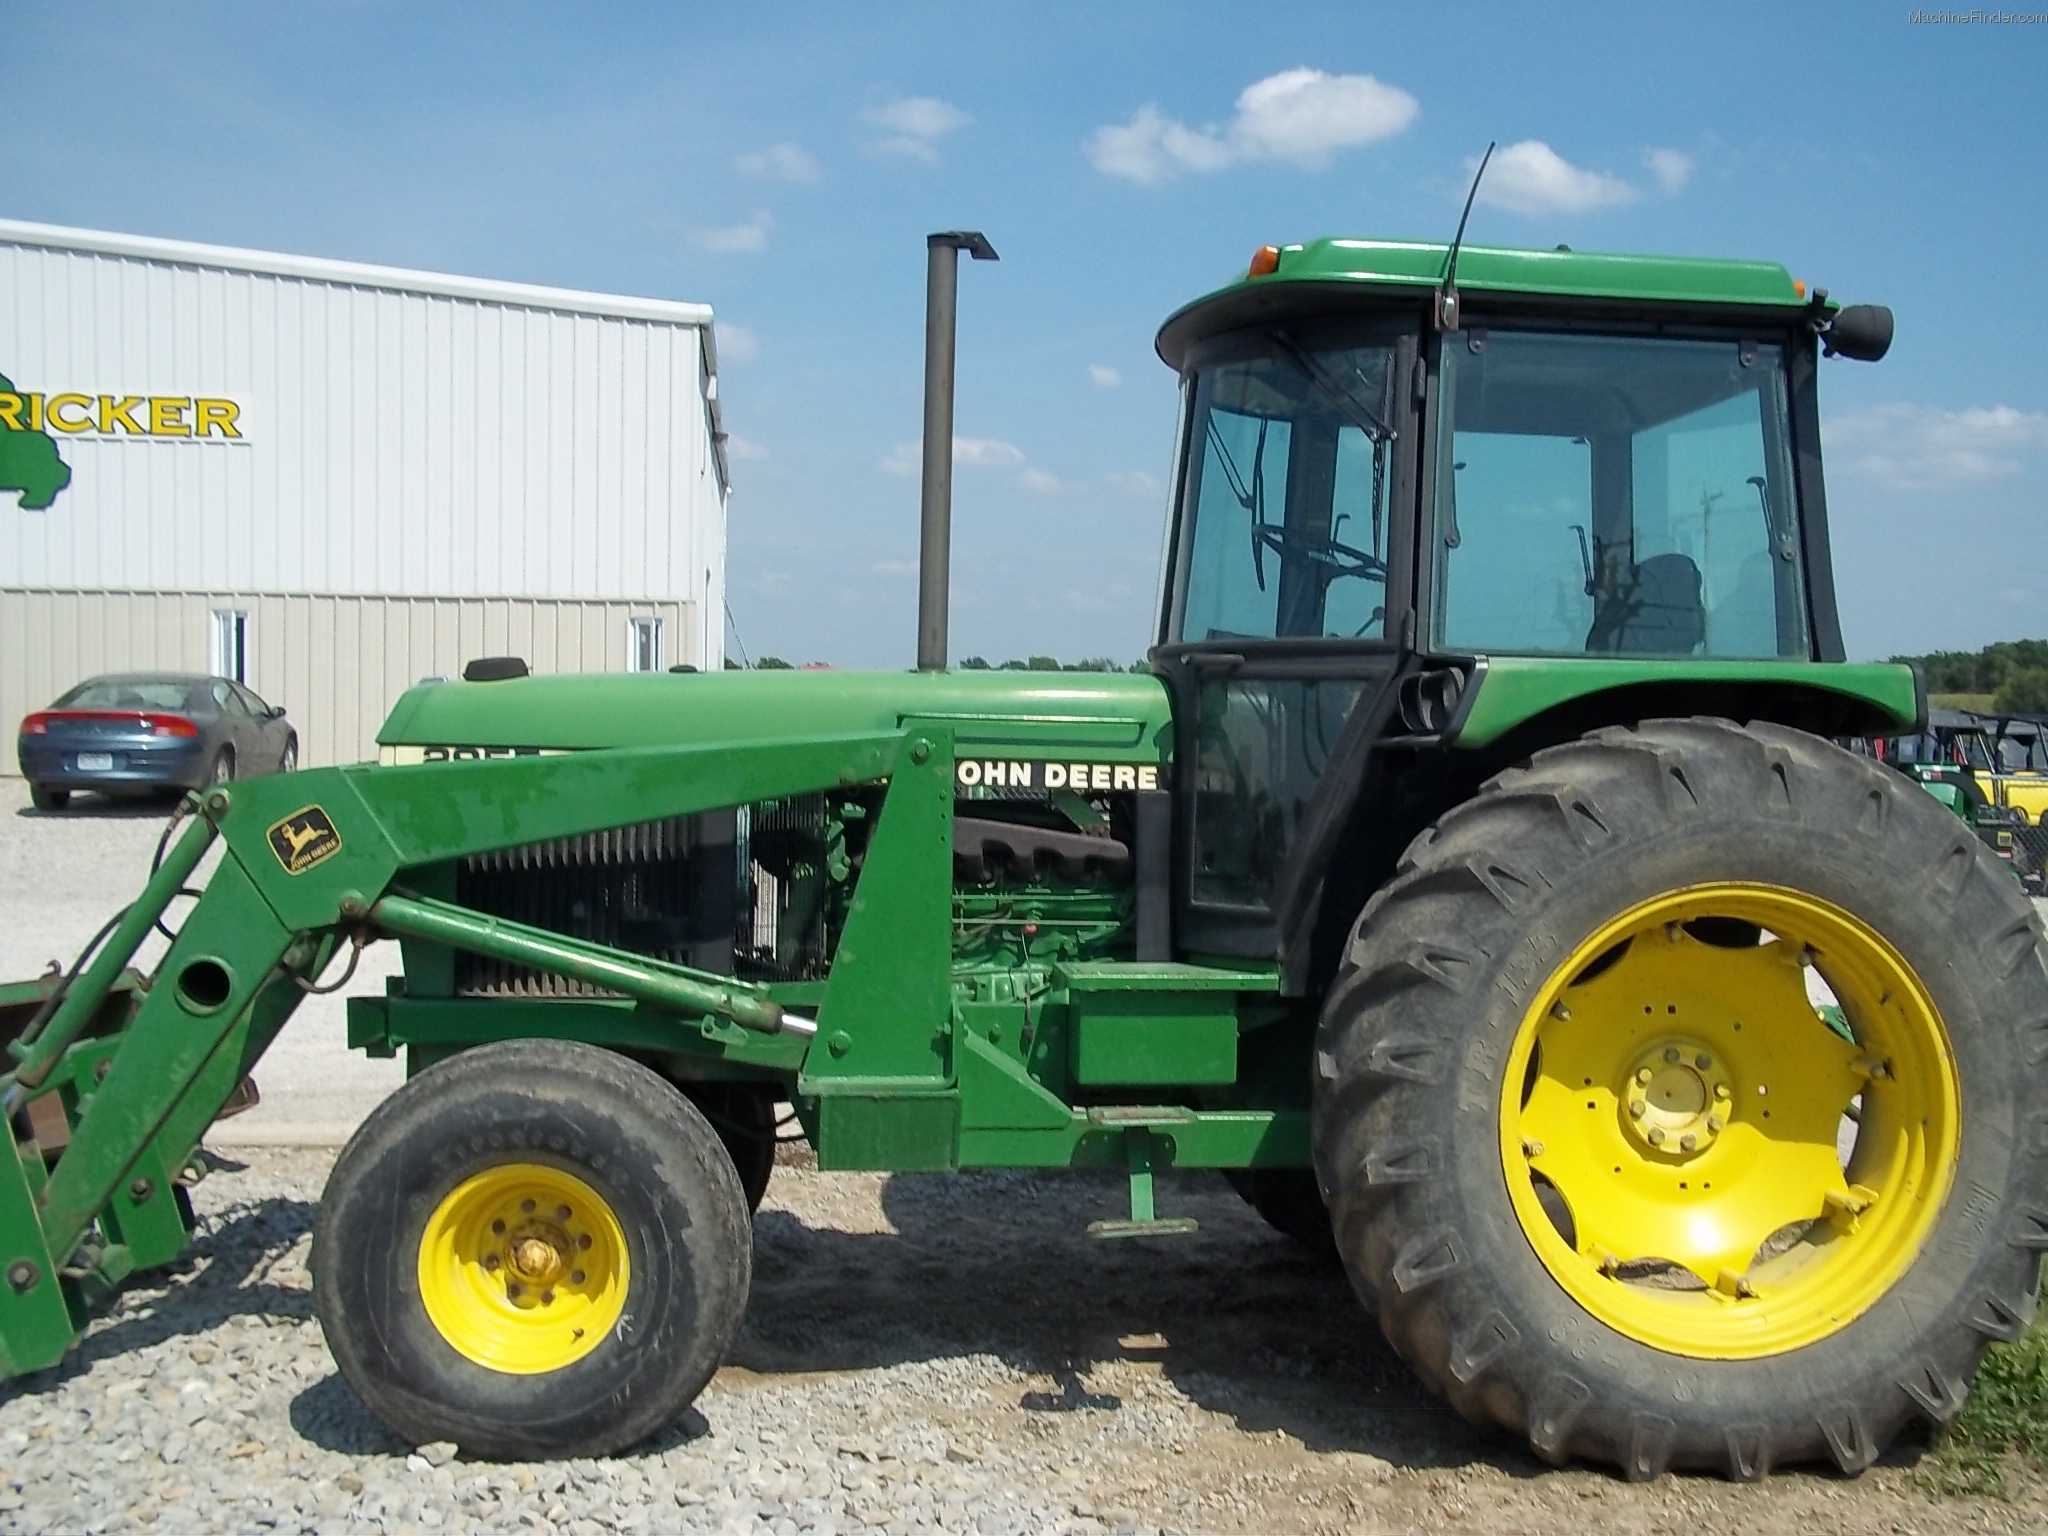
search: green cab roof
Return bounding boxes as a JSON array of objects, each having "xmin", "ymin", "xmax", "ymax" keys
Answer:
[{"xmin": 1158, "ymin": 237, "xmax": 1815, "ymax": 368}]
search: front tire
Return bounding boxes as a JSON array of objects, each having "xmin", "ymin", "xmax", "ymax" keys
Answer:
[
  {"xmin": 680, "ymin": 1081, "xmax": 778, "ymax": 1213},
  {"xmin": 1224, "ymin": 1167, "xmax": 1337, "ymax": 1257},
  {"xmin": 313, "ymin": 1039, "xmax": 752, "ymax": 1459},
  {"xmin": 1313, "ymin": 718, "xmax": 2048, "ymax": 1479}
]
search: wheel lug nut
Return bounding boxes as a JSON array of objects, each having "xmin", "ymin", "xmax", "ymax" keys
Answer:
[
  {"xmin": 570, "ymin": 1270, "xmax": 585, "ymax": 1285},
  {"xmin": 1707, "ymin": 1115, "xmax": 1725, "ymax": 1133},
  {"xmin": 490, "ymin": 1220, "xmax": 505, "ymax": 1236},
  {"xmin": 506, "ymin": 1282, "xmax": 522, "ymax": 1299},
  {"xmin": 577, "ymin": 1235, "xmax": 592, "ymax": 1251},
  {"xmin": 1714, "ymin": 1083, "xmax": 1730, "ymax": 1101},
  {"xmin": 1522, "ymin": 1138, "xmax": 1545, "ymax": 1158},
  {"xmin": 541, "ymin": 1290, "xmax": 555, "ymax": 1306},
  {"xmin": 1680, "ymin": 1134, "xmax": 1697, "ymax": 1152},
  {"xmin": 483, "ymin": 1254, "xmax": 500, "ymax": 1272},
  {"xmin": 556, "ymin": 1206, "xmax": 571, "ymax": 1221},
  {"xmin": 1628, "ymin": 1099, "xmax": 1646, "ymax": 1119},
  {"xmin": 1647, "ymin": 1127, "xmax": 1666, "ymax": 1146},
  {"xmin": 1663, "ymin": 1047, "xmax": 1681, "ymax": 1064},
  {"xmin": 520, "ymin": 1200, "xmax": 536, "ymax": 1214},
  {"xmin": 1636, "ymin": 1068, "xmax": 1653, "ymax": 1086},
  {"xmin": 1695, "ymin": 1053, "xmax": 1712, "ymax": 1070}
]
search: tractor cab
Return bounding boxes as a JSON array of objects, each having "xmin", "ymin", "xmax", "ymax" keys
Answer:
[{"xmin": 1146, "ymin": 239, "xmax": 1894, "ymax": 965}]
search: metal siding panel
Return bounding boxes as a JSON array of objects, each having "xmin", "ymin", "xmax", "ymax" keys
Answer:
[
  {"xmin": 596, "ymin": 319, "xmax": 627, "ymax": 599},
  {"xmin": 546, "ymin": 312, "xmax": 577, "ymax": 598},
  {"xmin": 1, "ymin": 238, "xmax": 716, "ymax": 608}
]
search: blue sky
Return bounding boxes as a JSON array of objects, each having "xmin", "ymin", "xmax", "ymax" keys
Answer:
[{"xmin": 3, "ymin": 2, "xmax": 2042, "ymax": 666}]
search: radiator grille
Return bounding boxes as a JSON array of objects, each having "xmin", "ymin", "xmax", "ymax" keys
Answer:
[
  {"xmin": 446, "ymin": 797, "xmax": 840, "ymax": 996},
  {"xmin": 453, "ymin": 812, "xmax": 735, "ymax": 997}
]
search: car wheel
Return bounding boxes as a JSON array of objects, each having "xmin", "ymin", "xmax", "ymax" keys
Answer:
[
  {"xmin": 278, "ymin": 735, "xmax": 298, "ymax": 774},
  {"xmin": 28, "ymin": 783, "xmax": 69, "ymax": 812},
  {"xmin": 208, "ymin": 748, "xmax": 236, "ymax": 786}
]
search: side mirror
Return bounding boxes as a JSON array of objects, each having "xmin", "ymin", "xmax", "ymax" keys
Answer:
[
  {"xmin": 266, "ymin": 704, "xmax": 287, "ymax": 719},
  {"xmin": 1824, "ymin": 304, "xmax": 1893, "ymax": 362}
]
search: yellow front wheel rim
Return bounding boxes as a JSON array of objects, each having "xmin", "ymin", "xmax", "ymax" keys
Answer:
[
  {"xmin": 1500, "ymin": 883, "xmax": 1960, "ymax": 1360},
  {"xmin": 418, "ymin": 1163, "xmax": 629, "ymax": 1374}
]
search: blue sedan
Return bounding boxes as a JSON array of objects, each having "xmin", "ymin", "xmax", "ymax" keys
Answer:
[{"xmin": 17, "ymin": 673, "xmax": 298, "ymax": 812}]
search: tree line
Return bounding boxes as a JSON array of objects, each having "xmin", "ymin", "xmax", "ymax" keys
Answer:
[{"xmin": 1890, "ymin": 639, "xmax": 2048, "ymax": 714}]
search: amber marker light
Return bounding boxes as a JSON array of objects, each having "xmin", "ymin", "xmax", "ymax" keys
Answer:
[
  {"xmin": 1248, "ymin": 245, "xmax": 1281, "ymax": 278},
  {"xmin": 1794, "ymin": 279, "xmax": 1807, "ymax": 299}
]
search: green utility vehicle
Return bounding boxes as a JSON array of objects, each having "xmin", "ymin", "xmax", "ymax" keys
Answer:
[{"xmin": 5, "ymin": 232, "xmax": 2045, "ymax": 1483}]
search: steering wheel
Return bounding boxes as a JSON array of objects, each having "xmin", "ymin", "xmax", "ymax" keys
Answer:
[{"xmin": 1251, "ymin": 522, "xmax": 1387, "ymax": 589}]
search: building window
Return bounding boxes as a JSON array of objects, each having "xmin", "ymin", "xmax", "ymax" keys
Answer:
[
  {"xmin": 627, "ymin": 616, "xmax": 664, "ymax": 673},
  {"xmin": 210, "ymin": 609, "xmax": 250, "ymax": 683}
]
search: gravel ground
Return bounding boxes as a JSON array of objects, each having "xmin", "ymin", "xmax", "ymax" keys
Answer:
[
  {"xmin": 0, "ymin": 780, "xmax": 404, "ymax": 1144},
  {"xmin": 3, "ymin": 1148, "xmax": 2045, "ymax": 1536},
  {"xmin": 6, "ymin": 780, "xmax": 2048, "ymax": 1533}
]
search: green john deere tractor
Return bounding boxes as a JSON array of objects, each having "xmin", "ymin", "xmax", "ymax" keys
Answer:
[{"xmin": 5, "ymin": 231, "xmax": 2044, "ymax": 1482}]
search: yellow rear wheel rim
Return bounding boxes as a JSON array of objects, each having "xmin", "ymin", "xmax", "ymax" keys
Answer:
[
  {"xmin": 417, "ymin": 1163, "xmax": 629, "ymax": 1374},
  {"xmin": 1499, "ymin": 883, "xmax": 1960, "ymax": 1359}
]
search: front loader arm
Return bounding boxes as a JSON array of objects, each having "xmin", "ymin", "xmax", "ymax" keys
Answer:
[{"xmin": 0, "ymin": 729, "xmax": 912, "ymax": 1376}]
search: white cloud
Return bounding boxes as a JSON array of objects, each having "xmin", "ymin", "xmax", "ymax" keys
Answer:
[
  {"xmin": 1019, "ymin": 467, "xmax": 1068, "ymax": 495},
  {"xmin": 1476, "ymin": 141, "xmax": 1637, "ymax": 215},
  {"xmin": 1089, "ymin": 365, "xmax": 1122, "ymax": 388},
  {"xmin": 718, "ymin": 323, "xmax": 759, "ymax": 363},
  {"xmin": 689, "ymin": 211, "xmax": 773, "ymax": 253},
  {"xmin": 736, "ymin": 143, "xmax": 819, "ymax": 182},
  {"xmin": 724, "ymin": 432, "xmax": 768, "ymax": 462},
  {"xmin": 867, "ymin": 96, "xmax": 970, "ymax": 161},
  {"xmin": 1644, "ymin": 148, "xmax": 1694, "ymax": 195},
  {"xmin": 1088, "ymin": 68, "xmax": 1417, "ymax": 184},
  {"xmin": 1827, "ymin": 402, "xmax": 2048, "ymax": 484},
  {"xmin": 1107, "ymin": 470, "xmax": 1162, "ymax": 497},
  {"xmin": 953, "ymin": 437, "xmax": 1026, "ymax": 468},
  {"xmin": 879, "ymin": 436, "xmax": 1025, "ymax": 476}
]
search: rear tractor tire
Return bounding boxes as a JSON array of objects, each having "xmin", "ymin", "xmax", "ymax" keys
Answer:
[
  {"xmin": 313, "ymin": 1039, "xmax": 752, "ymax": 1459},
  {"xmin": 1313, "ymin": 718, "xmax": 2048, "ymax": 1479}
]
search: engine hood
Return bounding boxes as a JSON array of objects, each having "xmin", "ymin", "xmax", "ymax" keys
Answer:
[{"xmin": 376, "ymin": 667, "xmax": 1174, "ymax": 767}]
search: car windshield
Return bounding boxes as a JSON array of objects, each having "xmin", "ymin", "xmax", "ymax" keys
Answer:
[
  {"xmin": 58, "ymin": 679, "xmax": 201, "ymax": 712},
  {"xmin": 1433, "ymin": 329, "xmax": 1808, "ymax": 659},
  {"xmin": 1169, "ymin": 329, "xmax": 1400, "ymax": 643}
]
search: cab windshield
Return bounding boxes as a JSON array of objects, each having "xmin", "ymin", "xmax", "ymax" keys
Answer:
[{"xmin": 1169, "ymin": 329, "xmax": 1400, "ymax": 644}]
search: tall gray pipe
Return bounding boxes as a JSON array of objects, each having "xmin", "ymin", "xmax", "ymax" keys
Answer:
[{"xmin": 917, "ymin": 231, "xmax": 998, "ymax": 671}]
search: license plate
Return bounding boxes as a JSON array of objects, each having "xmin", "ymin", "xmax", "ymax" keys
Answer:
[{"xmin": 75, "ymin": 752, "xmax": 114, "ymax": 772}]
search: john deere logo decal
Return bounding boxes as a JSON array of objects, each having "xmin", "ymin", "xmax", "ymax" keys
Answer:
[{"xmin": 269, "ymin": 806, "xmax": 342, "ymax": 874}]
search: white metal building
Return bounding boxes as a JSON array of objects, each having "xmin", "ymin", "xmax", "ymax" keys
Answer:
[{"xmin": 0, "ymin": 218, "xmax": 729, "ymax": 770}]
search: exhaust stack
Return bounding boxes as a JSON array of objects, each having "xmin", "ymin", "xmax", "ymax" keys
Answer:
[{"xmin": 917, "ymin": 230, "xmax": 999, "ymax": 671}]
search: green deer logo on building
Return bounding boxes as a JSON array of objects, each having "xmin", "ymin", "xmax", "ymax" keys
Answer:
[{"xmin": 0, "ymin": 372, "xmax": 71, "ymax": 509}]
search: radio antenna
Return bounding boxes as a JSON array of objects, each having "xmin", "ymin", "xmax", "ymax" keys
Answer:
[{"xmin": 1436, "ymin": 141, "xmax": 1495, "ymax": 332}]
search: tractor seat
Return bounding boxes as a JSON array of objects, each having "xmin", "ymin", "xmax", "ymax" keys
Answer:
[{"xmin": 1587, "ymin": 553, "xmax": 1706, "ymax": 656}]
